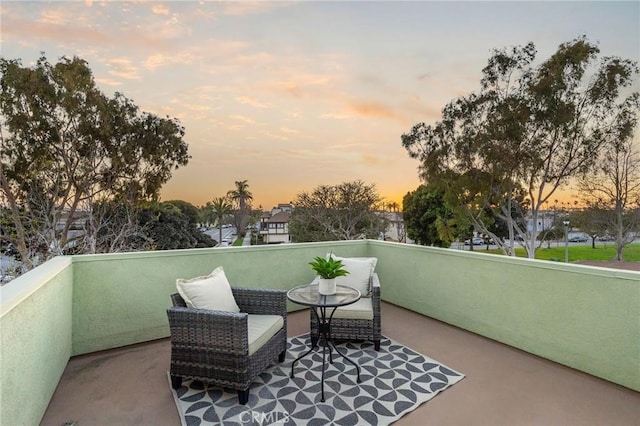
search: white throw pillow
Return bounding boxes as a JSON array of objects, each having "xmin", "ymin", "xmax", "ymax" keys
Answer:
[
  {"xmin": 176, "ymin": 266, "xmax": 240, "ymax": 312},
  {"xmin": 328, "ymin": 254, "xmax": 377, "ymax": 297}
]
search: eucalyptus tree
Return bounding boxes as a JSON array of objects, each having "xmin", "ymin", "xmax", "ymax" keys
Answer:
[
  {"xmin": 227, "ymin": 180, "xmax": 253, "ymax": 236},
  {"xmin": 289, "ymin": 180, "xmax": 387, "ymax": 242},
  {"xmin": 0, "ymin": 55, "xmax": 189, "ymax": 270},
  {"xmin": 579, "ymin": 137, "xmax": 640, "ymax": 260},
  {"xmin": 402, "ymin": 37, "xmax": 639, "ymax": 258}
]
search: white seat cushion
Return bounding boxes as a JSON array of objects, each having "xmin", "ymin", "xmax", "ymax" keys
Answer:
[
  {"xmin": 329, "ymin": 254, "xmax": 377, "ymax": 297},
  {"xmin": 332, "ymin": 298, "xmax": 374, "ymax": 320},
  {"xmin": 247, "ymin": 314, "xmax": 284, "ymax": 356},
  {"xmin": 176, "ymin": 266, "xmax": 240, "ymax": 313}
]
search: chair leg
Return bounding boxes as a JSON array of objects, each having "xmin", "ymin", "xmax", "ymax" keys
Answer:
[
  {"xmin": 310, "ymin": 334, "xmax": 318, "ymax": 347},
  {"xmin": 170, "ymin": 375, "xmax": 182, "ymax": 389},
  {"xmin": 237, "ymin": 389, "xmax": 249, "ymax": 405},
  {"xmin": 278, "ymin": 350, "xmax": 286, "ymax": 362},
  {"xmin": 374, "ymin": 340, "xmax": 381, "ymax": 351}
]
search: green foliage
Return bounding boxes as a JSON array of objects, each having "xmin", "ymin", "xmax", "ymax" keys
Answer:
[
  {"xmin": 0, "ymin": 54, "xmax": 190, "ymax": 269},
  {"xmin": 210, "ymin": 196, "xmax": 233, "ymax": 244},
  {"xmin": 290, "ymin": 180, "xmax": 386, "ymax": 242},
  {"xmin": 166, "ymin": 200, "xmax": 200, "ymax": 225},
  {"xmin": 227, "ymin": 180, "xmax": 253, "ymax": 236},
  {"xmin": 569, "ymin": 207, "xmax": 609, "ymax": 240},
  {"xmin": 199, "ymin": 203, "xmax": 216, "ymax": 228},
  {"xmin": 309, "ymin": 256, "xmax": 350, "ymax": 279},
  {"xmin": 402, "ymin": 36, "xmax": 640, "ymax": 259},
  {"xmin": 578, "ymin": 138, "xmax": 640, "ymax": 260},
  {"xmin": 137, "ymin": 201, "xmax": 214, "ymax": 250},
  {"xmin": 491, "ymin": 243, "xmax": 640, "ymax": 263},
  {"xmin": 402, "ymin": 185, "xmax": 455, "ymax": 247}
]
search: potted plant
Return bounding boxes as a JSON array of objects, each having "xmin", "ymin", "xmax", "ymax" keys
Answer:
[{"xmin": 309, "ymin": 255, "xmax": 350, "ymax": 295}]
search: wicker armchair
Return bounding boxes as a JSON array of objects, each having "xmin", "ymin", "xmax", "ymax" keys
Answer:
[
  {"xmin": 167, "ymin": 287, "xmax": 287, "ymax": 405},
  {"xmin": 310, "ymin": 273, "xmax": 381, "ymax": 350}
]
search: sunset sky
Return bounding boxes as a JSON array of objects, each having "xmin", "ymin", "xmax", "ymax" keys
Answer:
[{"xmin": 2, "ymin": 1, "xmax": 639, "ymax": 210}]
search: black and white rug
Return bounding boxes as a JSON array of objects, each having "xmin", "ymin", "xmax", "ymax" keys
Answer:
[{"xmin": 169, "ymin": 334, "xmax": 464, "ymax": 425}]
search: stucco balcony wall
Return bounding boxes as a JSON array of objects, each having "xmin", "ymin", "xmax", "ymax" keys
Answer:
[
  {"xmin": 1, "ymin": 240, "xmax": 638, "ymax": 426},
  {"xmin": 368, "ymin": 241, "xmax": 639, "ymax": 392},
  {"xmin": 0, "ymin": 256, "xmax": 74, "ymax": 426}
]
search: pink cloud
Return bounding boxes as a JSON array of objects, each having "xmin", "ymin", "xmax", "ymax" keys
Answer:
[
  {"xmin": 235, "ymin": 95, "xmax": 270, "ymax": 109},
  {"xmin": 151, "ymin": 4, "xmax": 170, "ymax": 16},
  {"xmin": 347, "ymin": 100, "xmax": 406, "ymax": 123}
]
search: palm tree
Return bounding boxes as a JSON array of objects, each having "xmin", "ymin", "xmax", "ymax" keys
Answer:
[
  {"xmin": 211, "ymin": 196, "xmax": 232, "ymax": 245},
  {"xmin": 227, "ymin": 180, "xmax": 254, "ymax": 234},
  {"xmin": 228, "ymin": 180, "xmax": 253, "ymax": 211}
]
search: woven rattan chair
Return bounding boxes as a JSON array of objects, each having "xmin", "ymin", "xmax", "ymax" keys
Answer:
[
  {"xmin": 310, "ymin": 273, "xmax": 381, "ymax": 350},
  {"xmin": 167, "ymin": 287, "xmax": 287, "ymax": 405}
]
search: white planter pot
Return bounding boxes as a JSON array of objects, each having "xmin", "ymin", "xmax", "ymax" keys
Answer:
[{"xmin": 318, "ymin": 278, "xmax": 336, "ymax": 295}]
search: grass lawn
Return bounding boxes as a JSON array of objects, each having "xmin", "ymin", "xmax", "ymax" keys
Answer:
[
  {"xmin": 486, "ymin": 242, "xmax": 640, "ymax": 262},
  {"xmin": 232, "ymin": 237, "xmax": 244, "ymax": 246}
]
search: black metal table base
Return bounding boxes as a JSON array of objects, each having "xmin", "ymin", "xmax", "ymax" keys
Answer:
[{"xmin": 290, "ymin": 306, "xmax": 361, "ymax": 402}]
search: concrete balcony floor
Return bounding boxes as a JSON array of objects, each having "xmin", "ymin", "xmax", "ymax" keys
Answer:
[{"xmin": 42, "ymin": 302, "xmax": 639, "ymax": 426}]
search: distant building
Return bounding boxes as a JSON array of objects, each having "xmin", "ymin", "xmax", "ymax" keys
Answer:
[
  {"xmin": 378, "ymin": 211, "xmax": 408, "ymax": 243},
  {"xmin": 271, "ymin": 203, "xmax": 293, "ymax": 215},
  {"xmin": 258, "ymin": 204, "xmax": 409, "ymax": 244},
  {"xmin": 525, "ymin": 211, "xmax": 555, "ymax": 233},
  {"xmin": 260, "ymin": 203, "xmax": 293, "ymax": 244}
]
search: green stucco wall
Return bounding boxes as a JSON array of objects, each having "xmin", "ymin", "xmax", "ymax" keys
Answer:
[
  {"xmin": 70, "ymin": 241, "xmax": 368, "ymax": 355},
  {"xmin": 0, "ymin": 257, "xmax": 73, "ymax": 426},
  {"xmin": 368, "ymin": 241, "xmax": 640, "ymax": 391},
  {"xmin": 1, "ymin": 240, "xmax": 638, "ymax": 426}
]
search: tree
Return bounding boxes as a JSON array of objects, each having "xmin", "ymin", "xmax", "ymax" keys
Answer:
[
  {"xmin": 402, "ymin": 37, "xmax": 639, "ymax": 258},
  {"xmin": 91, "ymin": 200, "xmax": 143, "ymax": 254},
  {"xmin": 579, "ymin": 138, "xmax": 640, "ymax": 260},
  {"xmin": 227, "ymin": 180, "xmax": 253, "ymax": 237},
  {"xmin": 210, "ymin": 196, "xmax": 233, "ymax": 245},
  {"xmin": 289, "ymin": 180, "xmax": 387, "ymax": 242},
  {"xmin": 0, "ymin": 55, "xmax": 189, "ymax": 271},
  {"xmin": 569, "ymin": 206, "xmax": 611, "ymax": 248},
  {"xmin": 198, "ymin": 202, "xmax": 216, "ymax": 228},
  {"xmin": 402, "ymin": 185, "xmax": 455, "ymax": 247},
  {"xmin": 166, "ymin": 200, "xmax": 200, "ymax": 226},
  {"xmin": 137, "ymin": 201, "xmax": 214, "ymax": 250}
]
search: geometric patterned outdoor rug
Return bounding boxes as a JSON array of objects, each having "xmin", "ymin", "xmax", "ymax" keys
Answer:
[{"xmin": 169, "ymin": 334, "xmax": 464, "ymax": 426}]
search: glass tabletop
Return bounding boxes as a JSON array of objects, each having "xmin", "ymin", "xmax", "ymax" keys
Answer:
[{"xmin": 287, "ymin": 284, "xmax": 361, "ymax": 308}]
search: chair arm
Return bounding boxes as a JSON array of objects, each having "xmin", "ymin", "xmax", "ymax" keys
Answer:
[
  {"xmin": 166, "ymin": 307, "xmax": 249, "ymax": 352},
  {"xmin": 371, "ymin": 273, "xmax": 380, "ymax": 291},
  {"xmin": 370, "ymin": 272, "xmax": 380, "ymax": 301},
  {"xmin": 232, "ymin": 287, "xmax": 288, "ymax": 317}
]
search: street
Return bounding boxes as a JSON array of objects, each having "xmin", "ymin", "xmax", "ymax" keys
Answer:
[{"xmin": 202, "ymin": 226, "xmax": 237, "ymax": 247}]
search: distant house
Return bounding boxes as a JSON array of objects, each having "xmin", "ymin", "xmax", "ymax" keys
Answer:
[
  {"xmin": 378, "ymin": 211, "xmax": 408, "ymax": 243},
  {"xmin": 260, "ymin": 203, "xmax": 293, "ymax": 244},
  {"xmin": 272, "ymin": 203, "xmax": 293, "ymax": 215}
]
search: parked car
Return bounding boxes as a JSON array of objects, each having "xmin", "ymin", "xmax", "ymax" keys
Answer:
[
  {"xmin": 464, "ymin": 237, "xmax": 486, "ymax": 245},
  {"xmin": 597, "ymin": 235, "xmax": 615, "ymax": 242},
  {"xmin": 568, "ymin": 235, "xmax": 588, "ymax": 243}
]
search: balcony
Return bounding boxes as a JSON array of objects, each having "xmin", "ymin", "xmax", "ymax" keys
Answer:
[{"xmin": 1, "ymin": 240, "xmax": 639, "ymax": 425}]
